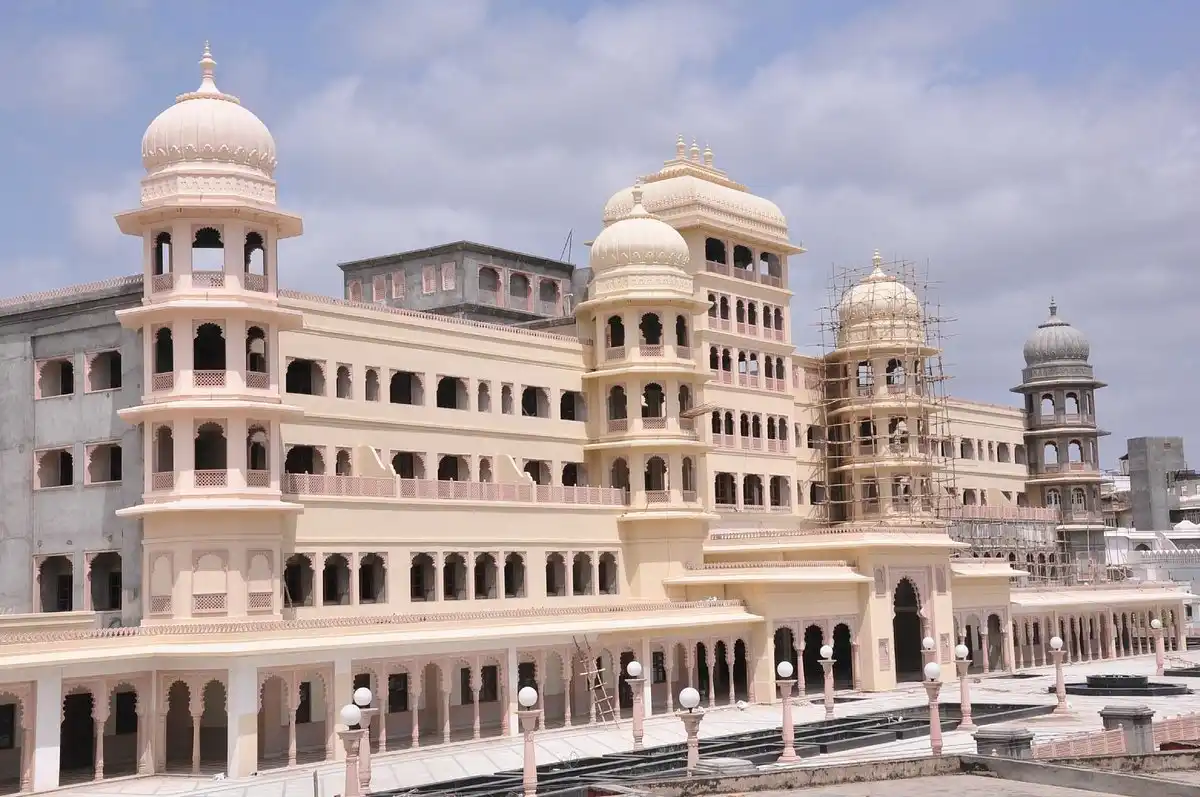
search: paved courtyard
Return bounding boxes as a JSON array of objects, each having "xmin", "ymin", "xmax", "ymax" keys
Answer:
[
  {"xmin": 752, "ymin": 775, "xmax": 1117, "ymax": 796},
  {"xmin": 51, "ymin": 651, "xmax": 1200, "ymax": 797}
]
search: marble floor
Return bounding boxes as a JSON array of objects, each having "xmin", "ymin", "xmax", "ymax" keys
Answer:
[{"xmin": 53, "ymin": 652, "xmax": 1200, "ymax": 797}]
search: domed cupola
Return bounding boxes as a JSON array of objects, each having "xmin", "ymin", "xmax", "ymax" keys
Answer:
[
  {"xmin": 587, "ymin": 181, "xmax": 695, "ymax": 302},
  {"xmin": 835, "ymin": 251, "xmax": 925, "ymax": 348},
  {"xmin": 138, "ymin": 43, "xmax": 279, "ymax": 207},
  {"xmin": 1022, "ymin": 299, "xmax": 1090, "ymax": 366}
]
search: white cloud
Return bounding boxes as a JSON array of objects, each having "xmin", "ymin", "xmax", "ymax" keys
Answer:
[{"xmin": 0, "ymin": 33, "xmax": 136, "ymax": 114}]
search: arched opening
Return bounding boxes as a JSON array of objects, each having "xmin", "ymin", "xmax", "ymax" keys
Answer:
[
  {"xmin": 473, "ymin": 553, "xmax": 498, "ymax": 599},
  {"xmin": 705, "ymin": 238, "xmax": 727, "ymax": 264},
  {"xmin": 246, "ymin": 426, "xmax": 268, "ymax": 477},
  {"xmin": 322, "ymin": 555, "xmax": 351, "ymax": 605},
  {"xmin": 638, "ymin": 313, "xmax": 662, "ymax": 346},
  {"xmin": 1068, "ymin": 440, "xmax": 1083, "ymax": 463},
  {"xmin": 521, "ymin": 386, "xmax": 549, "ymax": 418},
  {"xmin": 284, "ymin": 446, "xmax": 326, "ymax": 476},
  {"xmin": 681, "ymin": 457, "xmax": 696, "ymax": 494},
  {"xmin": 36, "ymin": 449, "xmax": 74, "ymax": 489},
  {"xmin": 194, "ymin": 422, "xmax": 228, "ymax": 477},
  {"xmin": 243, "ymin": 231, "xmax": 266, "ymax": 276},
  {"xmin": 87, "ymin": 350, "xmax": 122, "ymax": 392},
  {"xmin": 501, "ymin": 384, "xmax": 513, "ymax": 414},
  {"xmin": 389, "ymin": 371, "xmax": 423, "ymax": 405},
  {"xmin": 641, "ymin": 383, "xmax": 665, "ymax": 420},
  {"xmin": 283, "ymin": 555, "xmax": 314, "ymax": 607},
  {"xmin": 545, "ymin": 553, "xmax": 566, "ymax": 597},
  {"xmin": 443, "ymin": 553, "xmax": 468, "ymax": 600},
  {"xmin": 1043, "ymin": 442, "xmax": 1059, "ymax": 466},
  {"xmin": 522, "ymin": 459, "xmax": 549, "ymax": 485},
  {"xmin": 538, "ymin": 278, "xmax": 560, "ymax": 313},
  {"xmin": 606, "ymin": 316, "xmax": 625, "ymax": 349},
  {"xmin": 153, "ymin": 231, "xmax": 173, "ymax": 275},
  {"xmin": 714, "ymin": 472, "xmax": 736, "ymax": 506},
  {"xmin": 598, "ymin": 553, "xmax": 618, "ymax": 594},
  {"xmin": 742, "ymin": 474, "xmax": 763, "ymax": 507},
  {"xmin": 892, "ymin": 578, "xmax": 923, "ymax": 681},
  {"xmin": 359, "ymin": 554, "xmax": 386, "ymax": 603},
  {"xmin": 504, "ymin": 553, "xmax": 526, "ymax": 598},
  {"xmin": 436, "ymin": 377, "xmax": 468, "ymax": 410},
  {"xmin": 801, "ymin": 625, "xmax": 824, "ymax": 694},
  {"xmin": 244, "ymin": 326, "xmax": 268, "ymax": 389},
  {"xmin": 392, "ymin": 452, "xmax": 423, "ymax": 480},
  {"xmin": 1040, "ymin": 394, "xmax": 1055, "ymax": 416},
  {"xmin": 644, "ymin": 456, "xmax": 667, "ymax": 493},
  {"xmin": 285, "ymin": 360, "xmax": 324, "ymax": 396},
  {"xmin": 60, "ymin": 689, "xmax": 95, "ymax": 777},
  {"xmin": 508, "ymin": 273, "xmax": 531, "ymax": 308},
  {"xmin": 732, "ymin": 245, "xmax": 753, "ymax": 272},
  {"xmin": 774, "ymin": 626, "xmax": 799, "ymax": 674},
  {"xmin": 478, "ymin": 457, "xmax": 493, "ymax": 482},
  {"xmin": 192, "ymin": 323, "xmax": 226, "ymax": 373},
  {"xmin": 607, "ymin": 386, "xmax": 628, "ymax": 427},
  {"xmin": 677, "ymin": 384, "xmax": 692, "ymax": 416},
  {"xmin": 478, "ymin": 266, "xmax": 500, "ymax": 298},
  {"xmin": 437, "ymin": 455, "xmax": 466, "ymax": 481},
  {"xmin": 409, "ymin": 554, "xmax": 435, "ymax": 602},
  {"xmin": 572, "ymin": 553, "xmax": 593, "ymax": 595},
  {"xmin": 39, "ymin": 555, "xmax": 73, "ymax": 611},
  {"xmin": 477, "ymin": 382, "xmax": 491, "ymax": 412},
  {"xmin": 191, "ymin": 226, "xmax": 224, "ymax": 272},
  {"xmin": 610, "ymin": 459, "xmax": 630, "ymax": 497},
  {"xmin": 365, "ymin": 369, "xmax": 380, "ymax": 401},
  {"xmin": 154, "ymin": 327, "xmax": 174, "ymax": 378},
  {"xmin": 335, "ymin": 365, "xmax": 352, "ymax": 399},
  {"xmin": 675, "ymin": 315, "xmax": 689, "ymax": 348}
]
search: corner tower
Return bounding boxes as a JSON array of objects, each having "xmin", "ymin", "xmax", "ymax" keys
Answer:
[
  {"xmin": 576, "ymin": 182, "xmax": 713, "ymax": 598},
  {"xmin": 114, "ymin": 45, "xmax": 305, "ymax": 625},
  {"xmin": 1013, "ymin": 299, "xmax": 1108, "ymax": 558}
]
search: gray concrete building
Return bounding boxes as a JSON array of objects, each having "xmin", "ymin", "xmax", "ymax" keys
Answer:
[
  {"xmin": 0, "ymin": 275, "xmax": 144, "ymax": 625},
  {"xmin": 1127, "ymin": 436, "xmax": 1189, "ymax": 530},
  {"xmin": 338, "ymin": 240, "xmax": 588, "ymax": 324}
]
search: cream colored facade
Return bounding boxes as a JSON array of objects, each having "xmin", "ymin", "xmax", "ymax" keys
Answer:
[{"xmin": 0, "ymin": 47, "xmax": 1190, "ymax": 793}]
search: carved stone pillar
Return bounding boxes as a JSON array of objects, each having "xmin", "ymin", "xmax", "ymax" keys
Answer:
[
  {"xmin": 561, "ymin": 651, "xmax": 573, "ymax": 727},
  {"xmin": 471, "ymin": 659, "xmax": 481, "ymax": 740},
  {"xmin": 440, "ymin": 666, "xmax": 451, "ymax": 744},
  {"xmin": 705, "ymin": 641, "xmax": 715, "ymax": 708},
  {"xmin": 19, "ymin": 713, "xmax": 32, "ymax": 792},
  {"xmin": 377, "ymin": 667, "xmax": 389, "ymax": 753},
  {"xmin": 726, "ymin": 639, "xmax": 736, "ymax": 704},
  {"xmin": 411, "ymin": 662, "xmax": 423, "ymax": 749},
  {"xmin": 94, "ymin": 699, "xmax": 110, "ymax": 781},
  {"xmin": 287, "ymin": 673, "xmax": 298, "ymax": 768},
  {"xmin": 190, "ymin": 708, "xmax": 202, "ymax": 775},
  {"xmin": 83, "ymin": 553, "xmax": 96, "ymax": 612},
  {"xmin": 136, "ymin": 703, "xmax": 151, "ymax": 775},
  {"xmin": 980, "ymin": 632, "xmax": 990, "ymax": 672}
]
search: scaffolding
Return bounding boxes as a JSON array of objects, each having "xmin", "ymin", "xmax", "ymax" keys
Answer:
[{"xmin": 815, "ymin": 254, "xmax": 955, "ymax": 527}]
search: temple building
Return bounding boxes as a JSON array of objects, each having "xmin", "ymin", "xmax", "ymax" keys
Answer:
[{"xmin": 0, "ymin": 46, "xmax": 1189, "ymax": 792}]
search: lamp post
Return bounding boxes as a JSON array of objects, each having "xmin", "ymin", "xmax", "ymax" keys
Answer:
[
  {"xmin": 922, "ymin": 635, "xmax": 936, "ymax": 665},
  {"xmin": 1049, "ymin": 636, "xmax": 1068, "ymax": 714},
  {"xmin": 1151, "ymin": 618, "xmax": 1165, "ymax": 676},
  {"xmin": 676, "ymin": 687, "xmax": 704, "ymax": 774},
  {"xmin": 352, "ymin": 686, "xmax": 376, "ymax": 793},
  {"xmin": 923, "ymin": 661, "xmax": 943, "ymax": 756},
  {"xmin": 954, "ymin": 644, "xmax": 975, "ymax": 731},
  {"xmin": 336, "ymin": 704, "xmax": 366, "ymax": 797},
  {"xmin": 517, "ymin": 686, "xmax": 540, "ymax": 797},
  {"xmin": 775, "ymin": 661, "xmax": 798, "ymax": 763},
  {"xmin": 626, "ymin": 660, "xmax": 646, "ymax": 751},
  {"xmin": 819, "ymin": 644, "xmax": 835, "ymax": 720}
]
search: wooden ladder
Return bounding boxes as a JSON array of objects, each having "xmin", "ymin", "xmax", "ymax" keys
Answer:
[{"xmin": 574, "ymin": 635, "xmax": 619, "ymax": 726}]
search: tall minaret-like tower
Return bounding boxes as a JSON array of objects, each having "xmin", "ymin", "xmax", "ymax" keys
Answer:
[
  {"xmin": 1013, "ymin": 299, "xmax": 1108, "ymax": 563},
  {"xmin": 576, "ymin": 182, "xmax": 714, "ymax": 599},
  {"xmin": 114, "ymin": 45, "xmax": 305, "ymax": 625}
]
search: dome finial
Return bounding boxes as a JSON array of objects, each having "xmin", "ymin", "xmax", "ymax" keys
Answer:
[
  {"xmin": 872, "ymin": 249, "xmax": 882, "ymax": 267},
  {"xmin": 676, "ymin": 135, "xmax": 686, "ymax": 159},
  {"xmin": 1049, "ymin": 296, "xmax": 1057, "ymax": 316},
  {"xmin": 198, "ymin": 41, "xmax": 218, "ymax": 94},
  {"xmin": 631, "ymin": 178, "xmax": 644, "ymax": 208},
  {"xmin": 703, "ymin": 143, "xmax": 713, "ymax": 166},
  {"xmin": 690, "ymin": 138, "xmax": 700, "ymax": 162}
]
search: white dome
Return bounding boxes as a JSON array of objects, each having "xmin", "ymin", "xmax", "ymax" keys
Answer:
[
  {"xmin": 837, "ymin": 255, "xmax": 923, "ymax": 326},
  {"xmin": 141, "ymin": 44, "xmax": 277, "ymax": 179},
  {"xmin": 589, "ymin": 183, "xmax": 690, "ymax": 274},
  {"xmin": 603, "ymin": 176, "xmax": 787, "ymax": 230},
  {"xmin": 1022, "ymin": 300, "xmax": 1090, "ymax": 366}
]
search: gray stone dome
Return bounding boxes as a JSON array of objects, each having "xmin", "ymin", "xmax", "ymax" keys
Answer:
[{"xmin": 1022, "ymin": 300, "xmax": 1090, "ymax": 366}]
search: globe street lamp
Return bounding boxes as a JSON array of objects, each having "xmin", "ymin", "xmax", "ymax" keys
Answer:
[
  {"xmin": 819, "ymin": 644, "xmax": 835, "ymax": 720},
  {"xmin": 352, "ymin": 687, "xmax": 376, "ymax": 792},
  {"xmin": 677, "ymin": 687, "xmax": 703, "ymax": 774},
  {"xmin": 775, "ymin": 661, "xmax": 798, "ymax": 763},
  {"xmin": 1151, "ymin": 618, "xmax": 1165, "ymax": 676},
  {"xmin": 954, "ymin": 644, "xmax": 975, "ymax": 731},
  {"xmin": 625, "ymin": 660, "xmax": 646, "ymax": 751},
  {"xmin": 922, "ymin": 635, "xmax": 936, "ymax": 666},
  {"xmin": 1049, "ymin": 636, "xmax": 1068, "ymax": 714},
  {"xmin": 923, "ymin": 661, "xmax": 943, "ymax": 756},
  {"xmin": 337, "ymin": 703, "xmax": 365, "ymax": 797},
  {"xmin": 517, "ymin": 686, "xmax": 540, "ymax": 797}
]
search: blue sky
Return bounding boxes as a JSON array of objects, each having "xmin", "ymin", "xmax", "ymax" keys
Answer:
[{"xmin": 0, "ymin": 0, "xmax": 1196, "ymax": 465}]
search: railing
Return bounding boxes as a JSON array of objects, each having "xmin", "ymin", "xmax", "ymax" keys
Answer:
[
  {"xmin": 478, "ymin": 289, "xmax": 500, "ymax": 306},
  {"xmin": 735, "ymin": 322, "xmax": 749, "ymax": 335},
  {"xmin": 760, "ymin": 274, "xmax": 784, "ymax": 289},
  {"xmin": 645, "ymin": 490, "xmax": 669, "ymax": 505},
  {"xmin": 638, "ymin": 344, "xmax": 664, "ymax": 357},
  {"xmin": 245, "ymin": 371, "xmax": 270, "ymax": 390},
  {"xmin": 607, "ymin": 418, "xmax": 628, "ymax": 433},
  {"xmin": 281, "ymin": 473, "xmax": 628, "ymax": 506},
  {"xmin": 682, "ymin": 490, "xmax": 698, "ymax": 503},
  {"xmin": 945, "ymin": 505, "xmax": 1060, "ymax": 522},
  {"xmin": 245, "ymin": 470, "xmax": 270, "ymax": 488},
  {"xmin": 642, "ymin": 416, "xmax": 667, "ymax": 430},
  {"xmin": 740, "ymin": 438, "xmax": 763, "ymax": 451},
  {"xmin": 1060, "ymin": 509, "xmax": 1104, "ymax": 524},
  {"xmin": 705, "ymin": 260, "xmax": 731, "ymax": 277},
  {"xmin": 605, "ymin": 346, "xmax": 625, "ymax": 361},
  {"xmin": 151, "ymin": 273, "xmax": 174, "ymax": 293},
  {"xmin": 192, "ymin": 271, "xmax": 225, "ymax": 289},
  {"xmin": 151, "ymin": 371, "xmax": 174, "ymax": 391},
  {"xmin": 193, "ymin": 370, "xmax": 226, "ymax": 388},
  {"xmin": 151, "ymin": 471, "xmax": 175, "ymax": 491},
  {"xmin": 712, "ymin": 433, "xmax": 733, "ymax": 448},
  {"xmin": 738, "ymin": 374, "xmax": 760, "ymax": 388},
  {"xmin": 676, "ymin": 345, "xmax": 691, "ymax": 360},
  {"xmin": 732, "ymin": 268, "xmax": 755, "ymax": 282},
  {"xmin": 194, "ymin": 469, "xmax": 228, "ymax": 488},
  {"xmin": 538, "ymin": 300, "xmax": 560, "ymax": 317},
  {"xmin": 710, "ymin": 317, "xmax": 731, "ymax": 331},
  {"xmin": 717, "ymin": 370, "xmax": 732, "ymax": 384},
  {"xmin": 1026, "ymin": 412, "xmax": 1097, "ymax": 430},
  {"xmin": 1032, "ymin": 727, "xmax": 1127, "ymax": 759},
  {"xmin": 244, "ymin": 273, "xmax": 268, "ymax": 293},
  {"xmin": 1037, "ymin": 462, "xmax": 1097, "ymax": 474},
  {"xmin": 769, "ymin": 504, "xmax": 792, "ymax": 513},
  {"xmin": 766, "ymin": 439, "xmax": 789, "ymax": 453}
]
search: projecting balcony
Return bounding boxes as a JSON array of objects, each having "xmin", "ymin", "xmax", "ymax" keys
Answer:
[
  {"xmin": 1059, "ymin": 509, "xmax": 1104, "ymax": 525},
  {"xmin": 603, "ymin": 344, "xmax": 694, "ymax": 366},
  {"xmin": 280, "ymin": 473, "xmax": 629, "ymax": 507},
  {"xmin": 1031, "ymin": 461, "xmax": 1100, "ymax": 477},
  {"xmin": 147, "ymin": 368, "xmax": 275, "ymax": 396},
  {"xmin": 703, "ymin": 260, "xmax": 787, "ymax": 289}
]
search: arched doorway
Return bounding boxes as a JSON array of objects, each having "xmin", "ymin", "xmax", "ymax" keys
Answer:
[
  {"xmin": 732, "ymin": 640, "xmax": 750, "ymax": 701},
  {"xmin": 773, "ymin": 626, "xmax": 798, "ymax": 673},
  {"xmin": 801, "ymin": 624, "xmax": 824, "ymax": 694},
  {"xmin": 833, "ymin": 623, "xmax": 854, "ymax": 688},
  {"xmin": 892, "ymin": 578, "xmax": 923, "ymax": 680},
  {"xmin": 60, "ymin": 689, "xmax": 95, "ymax": 779}
]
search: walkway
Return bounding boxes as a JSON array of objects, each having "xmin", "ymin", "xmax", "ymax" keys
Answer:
[{"xmin": 52, "ymin": 652, "xmax": 1196, "ymax": 797}]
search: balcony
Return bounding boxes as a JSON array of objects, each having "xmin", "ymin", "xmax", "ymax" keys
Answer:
[
  {"xmin": 149, "ymin": 369, "xmax": 272, "ymax": 393},
  {"xmin": 280, "ymin": 473, "xmax": 628, "ymax": 506},
  {"xmin": 1059, "ymin": 509, "xmax": 1104, "ymax": 525},
  {"xmin": 1033, "ymin": 462, "xmax": 1099, "ymax": 476},
  {"xmin": 192, "ymin": 271, "xmax": 225, "ymax": 289},
  {"xmin": 602, "ymin": 344, "xmax": 693, "ymax": 366},
  {"xmin": 702, "ymin": 260, "xmax": 786, "ymax": 289},
  {"xmin": 193, "ymin": 370, "xmax": 226, "ymax": 389}
]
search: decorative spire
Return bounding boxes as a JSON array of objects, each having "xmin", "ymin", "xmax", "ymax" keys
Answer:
[
  {"xmin": 198, "ymin": 41, "xmax": 218, "ymax": 95},
  {"xmin": 872, "ymin": 249, "xmax": 883, "ymax": 267},
  {"xmin": 1049, "ymin": 296, "xmax": 1057, "ymax": 316},
  {"xmin": 865, "ymin": 249, "xmax": 889, "ymax": 281},
  {"xmin": 676, "ymin": 135, "xmax": 686, "ymax": 159},
  {"xmin": 690, "ymin": 138, "xmax": 700, "ymax": 162},
  {"xmin": 702, "ymin": 144, "xmax": 713, "ymax": 166},
  {"xmin": 631, "ymin": 178, "xmax": 644, "ymax": 208}
]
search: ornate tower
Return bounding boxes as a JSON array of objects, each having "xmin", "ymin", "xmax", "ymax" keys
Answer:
[
  {"xmin": 824, "ymin": 253, "xmax": 946, "ymax": 526},
  {"xmin": 1014, "ymin": 299, "xmax": 1108, "ymax": 561},
  {"xmin": 114, "ymin": 45, "xmax": 305, "ymax": 624},
  {"xmin": 576, "ymin": 182, "xmax": 713, "ymax": 598}
]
